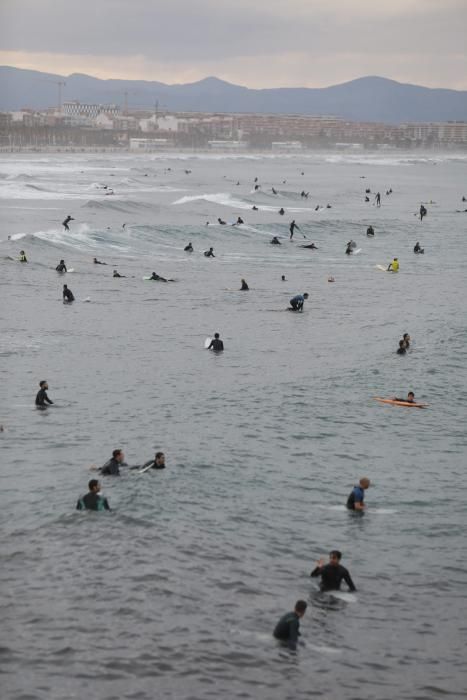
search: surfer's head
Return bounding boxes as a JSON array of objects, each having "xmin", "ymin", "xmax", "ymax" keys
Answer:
[{"xmin": 359, "ymin": 477, "xmax": 371, "ymax": 489}]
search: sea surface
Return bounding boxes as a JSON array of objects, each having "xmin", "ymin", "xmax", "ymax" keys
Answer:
[{"xmin": 1, "ymin": 150, "xmax": 467, "ymax": 700}]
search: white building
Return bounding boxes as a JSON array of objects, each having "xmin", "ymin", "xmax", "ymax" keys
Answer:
[{"xmin": 129, "ymin": 138, "xmax": 171, "ymax": 151}]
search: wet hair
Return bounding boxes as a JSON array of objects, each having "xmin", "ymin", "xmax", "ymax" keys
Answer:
[
  {"xmin": 303, "ymin": 293, "xmax": 309, "ymax": 298},
  {"xmin": 330, "ymin": 550, "xmax": 342, "ymax": 560},
  {"xmin": 39, "ymin": 380, "xmax": 47, "ymax": 387},
  {"xmin": 214, "ymin": 333, "xmax": 219, "ymax": 338},
  {"xmin": 88, "ymin": 479, "xmax": 99, "ymax": 490},
  {"xmin": 403, "ymin": 333, "xmax": 410, "ymax": 340},
  {"xmin": 408, "ymin": 391, "xmax": 415, "ymax": 398},
  {"xmin": 112, "ymin": 449, "xmax": 122, "ymax": 459},
  {"xmin": 295, "ymin": 600, "xmax": 307, "ymax": 614}
]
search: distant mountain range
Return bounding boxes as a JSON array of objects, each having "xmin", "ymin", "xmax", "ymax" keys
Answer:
[{"xmin": 1, "ymin": 66, "xmax": 467, "ymax": 124}]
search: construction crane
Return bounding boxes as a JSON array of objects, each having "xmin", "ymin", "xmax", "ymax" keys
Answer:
[{"xmin": 38, "ymin": 78, "xmax": 66, "ymax": 111}]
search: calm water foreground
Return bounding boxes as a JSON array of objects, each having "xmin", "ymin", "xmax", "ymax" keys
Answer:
[{"xmin": 1, "ymin": 151, "xmax": 467, "ymax": 700}]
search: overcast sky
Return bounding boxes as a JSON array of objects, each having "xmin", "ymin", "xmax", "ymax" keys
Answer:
[{"xmin": 1, "ymin": 0, "xmax": 466, "ymax": 89}]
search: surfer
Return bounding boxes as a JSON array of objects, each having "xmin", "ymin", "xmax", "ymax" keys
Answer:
[
  {"xmin": 35, "ymin": 380, "xmax": 53, "ymax": 407},
  {"xmin": 62, "ymin": 215, "xmax": 74, "ymax": 231},
  {"xmin": 136, "ymin": 452, "xmax": 166, "ymax": 471},
  {"xmin": 19, "ymin": 250, "xmax": 27, "ymax": 262},
  {"xmin": 289, "ymin": 293, "xmax": 309, "ymax": 311},
  {"xmin": 413, "ymin": 242, "xmax": 424, "ymax": 254},
  {"xmin": 375, "ymin": 192, "xmax": 381, "ymax": 207},
  {"xmin": 56, "ymin": 259, "xmax": 67, "ymax": 273},
  {"xmin": 113, "ymin": 270, "xmax": 126, "ymax": 278},
  {"xmin": 273, "ymin": 600, "xmax": 307, "ymax": 651},
  {"xmin": 62, "ymin": 284, "xmax": 74, "ymax": 303},
  {"xmin": 387, "ymin": 258, "xmax": 399, "ymax": 272},
  {"xmin": 393, "ymin": 391, "xmax": 415, "ymax": 403},
  {"xmin": 204, "ymin": 248, "xmax": 215, "ymax": 258},
  {"xmin": 184, "ymin": 242, "xmax": 194, "ymax": 252},
  {"xmin": 289, "ymin": 220, "xmax": 299, "ymax": 240},
  {"xmin": 272, "ymin": 187, "xmax": 277, "ymax": 194},
  {"xmin": 345, "ymin": 243, "xmax": 354, "ymax": 255},
  {"xmin": 252, "ymin": 206, "xmax": 258, "ymax": 211},
  {"xmin": 240, "ymin": 278, "xmax": 249, "ymax": 290},
  {"xmin": 346, "ymin": 477, "xmax": 371, "ymax": 511},
  {"xmin": 420, "ymin": 205, "xmax": 427, "ymax": 221},
  {"xmin": 100, "ymin": 449, "xmax": 127, "ymax": 476},
  {"xmin": 281, "ymin": 275, "xmax": 286, "ymax": 281},
  {"xmin": 93, "ymin": 257, "xmax": 106, "ymax": 265},
  {"xmin": 207, "ymin": 333, "xmax": 224, "ymax": 352},
  {"xmin": 366, "ymin": 226, "xmax": 375, "ymax": 237},
  {"xmin": 300, "ymin": 243, "xmax": 318, "ymax": 249},
  {"xmin": 397, "ymin": 340, "xmax": 407, "ymax": 355},
  {"xmin": 310, "ymin": 551, "xmax": 356, "ymax": 592},
  {"xmin": 365, "ymin": 196, "xmax": 370, "ymax": 202},
  {"xmin": 278, "ymin": 208, "xmax": 285, "ymax": 216},
  {"xmin": 76, "ymin": 480, "xmax": 110, "ymax": 511},
  {"xmin": 150, "ymin": 272, "xmax": 167, "ymax": 281},
  {"xmin": 218, "ymin": 218, "xmax": 226, "ymax": 225},
  {"xmin": 236, "ymin": 217, "xmax": 244, "ymax": 225},
  {"xmin": 270, "ymin": 236, "xmax": 281, "ymax": 245},
  {"xmin": 402, "ymin": 333, "xmax": 411, "ymax": 349}
]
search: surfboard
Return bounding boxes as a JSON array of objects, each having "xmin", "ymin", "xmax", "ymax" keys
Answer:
[
  {"xmin": 374, "ymin": 397, "xmax": 428, "ymax": 408},
  {"xmin": 376, "ymin": 265, "xmax": 397, "ymax": 272},
  {"xmin": 204, "ymin": 337, "xmax": 212, "ymax": 349},
  {"xmin": 67, "ymin": 268, "xmax": 75, "ymax": 273},
  {"xmin": 352, "ymin": 248, "xmax": 362, "ymax": 255},
  {"xmin": 137, "ymin": 463, "xmax": 153, "ymax": 474}
]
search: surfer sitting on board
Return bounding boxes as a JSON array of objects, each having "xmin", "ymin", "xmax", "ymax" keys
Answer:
[
  {"xmin": 387, "ymin": 258, "xmax": 399, "ymax": 272},
  {"xmin": 310, "ymin": 551, "xmax": 356, "ymax": 592},
  {"xmin": 289, "ymin": 293, "xmax": 309, "ymax": 311},
  {"xmin": 240, "ymin": 278, "xmax": 249, "ymax": 290},
  {"xmin": 35, "ymin": 380, "xmax": 53, "ymax": 407},
  {"xmin": 366, "ymin": 226, "xmax": 374, "ymax": 236},
  {"xmin": 63, "ymin": 284, "xmax": 74, "ymax": 303},
  {"xmin": 346, "ymin": 477, "xmax": 370, "ymax": 511},
  {"xmin": 76, "ymin": 480, "xmax": 110, "ymax": 511},
  {"xmin": 402, "ymin": 333, "xmax": 411, "ymax": 349},
  {"xmin": 207, "ymin": 333, "xmax": 224, "ymax": 352},
  {"xmin": 113, "ymin": 270, "xmax": 125, "ymax": 278},
  {"xmin": 413, "ymin": 242, "xmax": 424, "ymax": 254}
]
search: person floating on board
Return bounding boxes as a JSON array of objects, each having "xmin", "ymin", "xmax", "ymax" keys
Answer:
[
  {"xmin": 93, "ymin": 257, "xmax": 106, "ymax": 265},
  {"xmin": 204, "ymin": 247, "xmax": 215, "ymax": 258},
  {"xmin": 289, "ymin": 293, "xmax": 309, "ymax": 311},
  {"xmin": 375, "ymin": 192, "xmax": 381, "ymax": 207},
  {"xmin": 366, "ymin": 226, "xmax": 375, "ymax": 236},
  {"xmin": 62, "ymin": 215, "xmax": 74, "ymax": 231},
  {"xmin": 63, "ymin": 284, "xmax": 74, "ymax": 303},
  {"xmin": 56, "ymin": 259, "xmax": 67, "ymax": 273},
  {"xmin": 76, "ymin": 480, "xmax": 110, "ymax": 511},
  {"xmin": 273, "ymin": 600, "xmax": 307, "ymax": 651},
  {"xmin": 420, "ymin": 205, "xmax": 427, "ymax": 221},
  {"xmin": 270, "ymin": 236, "xmax": 281, "ymax": 245},
  {"xmin": 150, "ymin": 271, "xmax": 167, "ymax": 282},
  {"xmin": 393, "ymin": 391, "xmax": 415, "ymax": 403},
  {"xmin": 397, "ymin": 340, "xmax": 407, "ymax": 355},
  {"xmin": 387, "ymin": 258, "xmax": 399, "ymax": 272},
  {"xmin": 35, "ymin": 380, "xmax": 53, "ymax": 408},
  {"xmin": 402, "ymin": 333, "xmax": 411, "ymax": 349},
  {"xmin": 184, "ymin": 242, "xmax": 193, "ymax": 252},
  {"xmin": 289, "ymin": 220, "xmax": 299, "ymax": 240},
  {"xmin": 300, "ymin": 243, "xmax": 318, "ymax": 249},
  {"xmin": 414, "ymin": 242, "xmax": 424, "ymax": 254},
  {"xmin": 310, "ymin": 551, "xmax": 356, "ymax": 592},
  {"xmin": 135, "ymin": 452, "xmax": 166, "ymax": 471},
  {"xmin": 100, "ymin": 449, "xmax": 127, "ymax": 476},
  {"xmin": 346, "ymin": 477, "xmax": 371, "ymax": 511},
  {"xmin": 207, "ymin": 333, "xmax": 224, "ymax": 352},
  {"xmin": 19, "ymin": 250, "xmax": 27, "ymax": 262},
  {"xmin": 113, "ymin": 270, "xmax": 126, "ymax": 278}
]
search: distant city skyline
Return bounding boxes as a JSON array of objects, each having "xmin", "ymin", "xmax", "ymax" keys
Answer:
[{"xmin": 1, "ymin": 0, "xmax": 466, "ymax": 90}]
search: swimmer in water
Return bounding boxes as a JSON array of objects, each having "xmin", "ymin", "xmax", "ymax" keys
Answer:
[
  {"xmin": 218, "ymin": 218, "xmax": 226, "ymax": 225},
  {"xmin": 270, "ymin": 236, "xmax": 281, "ymax": 245},
  {"xmin": 300, "ymin": 243, "xmax": 318, "ymax": 249},
  {"xmin": 346, "ymin": 477, "xmax": 371, "ymax": 511},
  {"xmin": 279, "ymin": 208, "xmax": 285, "ymax": 216},
  {"xmin": 402, "ymin": 333, "xmax": 411, "ymax": 349},
  {"xmin": 113, "ymin": 270, "xmax": 125, "ymax": 278},
  {"xmin": 56, "ymin": 259, "xmax": 67, "ymax": 273},
  {"xmin": 35, "ymin": 380, "xmax": 53, "ymax": 407},
  {"xmin": 310, "ymin": 551, "xmax": 356, "ymax": 592},
  {"xmin": 62, "ymin": 215, "xmax": 74, "ymax": 231},
  {"xmin": 76, "ymin": 479, "xmax": 110, "ymax": 511},
  {"xmin": 63, "ymin": 284, "xmax": 74, "ymax": 303},
  {"xmin": 240, "ymin": 278, "xmax": 249, "ymax": 290},
  {"xmin": 207, "ymin": 333, "xmax": 224, "ymax": 352},
  {"xmin": 289, "ymin": 293, "xmax": 309, "ymax": 311},
  {"xmin": 273, "ymin": 600, "xmax": 307, "ymax": 651},
  {"xmin": 252, "ymin": 206, "xmax": 258, "ymax": 211}
]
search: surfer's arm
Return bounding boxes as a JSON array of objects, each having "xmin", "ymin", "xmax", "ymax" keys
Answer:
[
  {"xmin": 343, "ymin": 570, "xmax": 356, "ymax": 591},
  {"xmin": 310, "ymin": 566, "xmax": 322, "ymax": 578}
]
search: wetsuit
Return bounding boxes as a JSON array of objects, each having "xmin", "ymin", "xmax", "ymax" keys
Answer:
[
  {"xmin": 300, "ymin": 243, "xmax": 317, "ymax": 249},
  {"xmin": 241, "ymin": 281, "xmax": 249, "ymax": 290},
  {"xmin": 56, "ymin": 263, "xmax": 67, "ymax": 272},
  {"xmin": 289, "ymin": 221, "xmax": 299, "ymax": 240},
  {"xmin": 76, "ymin": 492, "xmax": 110, "ymax": 511},
  {"xmin": 420, "ymin": 206, "xmax": 427, "ymax": 221},
  {"xmin": 62, "ymin": 216, "xmax": 74, "ymax": 231},
  {"xmin": 270, "ymin": 237, "xmax": 281, "ymax": 245},
  {"xmin": 397, "ymin": 347, "xmax": 406, "ymax": 355},
  {"xmin": 184, "ymin": 244, "xmax": 193, "ymax": 252},
  {"xmin": 100, "ymin": 457, "xmax": 127, "ymax": 476},
  {"xmin": 388, "ymin": 260, "xmax": 399, "ymax": 272},
  {"xmin": 414, "ymin": 244, "xmax": 423, "ymax": 253},
  {"xmin": 347, "ymin": 485, "xmax": 365, "ymax": 510},
  {"xmin": 19, "ymin": 254, "xmax": 27, "ymax": 262},
  {"xmin": 63, "ymin": 288, "xmax": 74, "ymax": 302},
  {"xmin": 35, "ymin": 388, "xmax": 53, "ymax": 407},
  {"xmin": 273, "ymin": 611, "xmax": 301, "ymax": 650},
  {"xmin": 138, "ymin": 459, "xmax": 166, "ymax": 470},
  {"xmin": 150, "ymin": 273, "xmax": 167, "ymax": 282},
  {"xmin": 204, "ymin": 250, "xmax": 215, "ymax": 258},
  {"xmin": 367, "ymin": 226, "xmax": 374, "ymax": 236},
  {"xmin": 290, "ymin": 295, "xmax": 305, "ymax": 311},
  {"xmin": 208, "ymin": 338, "xmax": 224, "ymax": 352},
  {"xmin": 310, "ymin": 563, "xmax": 356, "ymax": 592},
  {"xmin": 113, "ymin": 271, "xmax": 123, "ymax": 278}
]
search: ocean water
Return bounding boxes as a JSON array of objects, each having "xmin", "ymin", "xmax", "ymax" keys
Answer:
[{"xmin": 1, "ymin": 151, "xmax": 467, "ymax": 700}]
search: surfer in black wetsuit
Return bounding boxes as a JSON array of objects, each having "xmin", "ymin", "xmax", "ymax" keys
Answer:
[
  {"xmin": 56, "ymin": 259, "xmax": 67, "ymax": 273},
  {"xmin": 420, "ymin": 205, "xmax": 427, "ymax": 221},
  {"xmin": 76, "ymin": 480, "xmax": 110, "ymax": 511},
  {"xmin": 208, "ymin": 333, "xmax": 224, "ymax": 352},
  {"xmin": 35, "ymin": 380, "xmax": 53, "ymax": 407},
  {"xmin": 270, "ymin": 236, "xmax": 281, "ymax": 245},
  {"xmin": 310, "ymin": 551, "xmax": 356, "ymax": 592},
  {"xmin": 397, "ymin": 340, "xmax": 406, "ymax": 355},
  {"xmin": 289, "ymin": 220, "xmax": 299, "ymax": 240},
  {"xmin": 63, "ymin": 284, "xmax": 74, "ymax": 302},
  {"xmin": 204, "ymin": 248, "xmax": 215, "ymax": 258},
  {"xmin": 375, "ymin": 192, "xmax": 381, "ymax": 207},
  {"xmin": 413, "ymin": 242, "xmax": 424, "ymax": 254},
  {"xmin": 100, "ymin": 449, "xmax": 127, "ymax": 476},
  {"xmin": 113, "ymin": 270, "xmax": 126, "ymax": 278},
  {"xmin": 93, "ymin": 257, "xmax": 106, "ymax": 265},
  {"xmin": 402, "ymin": 333, "xmax": 411, "ymax": 349},
  {"xmin": 62, "ymin": 215, "xmax": 74, "ymax": 231},
  {"xmin": 218, "ymin": 218, "xmax": 226, "ymax": 225},
  {"xmin": 278, "ymin": 208, "xmax": 285, "ymax": 215},
  {"xmin": 300, "ymin": 243, "xmax": 318, "ymax": 249},
  {"xmin": 135, "ymin": 452, "xmax": 166, "ymax": 471},
  {"xmin": 366, "ymin": 226, "xmax": 375, "ymax": 236},
  {"xmin": 184, "ymin": 242, "xmax": 193, "ymax": 252},
  {"xmin": 236, "ymin": 217, "xmax": 244, "ymax": 225},
  {"xmin": 272, "ymin": 187, "xmax": 277, "ymax": 195},
  {"xmin": 150, "ymin": 271, "xmax": 167, "ymax": 282},
  {"xmin": 240, "ymin": 278, "xmax": 249, "ymax": 290},
  {"xmin": 19, "ymin": 250, "xmax": 27, "ymax": 262},
  {"xmin": 252, "ymin": 206, "xmax": 258, "ymax": 211},
  {"xmin": 273, "ymin": 600, "xmax": 307, "ymax": 651}
]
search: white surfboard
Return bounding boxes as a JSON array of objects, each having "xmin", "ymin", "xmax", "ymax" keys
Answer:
[
  {"xmin": 204, "ymin": 337, "xmax": 212, "ymax": 349},
  {"xmin": 137, "ymin": 463, "xmax": 153, "ymax": 474},
  {"xmin": 376, "ymin": 264, "xmax": 388, "ymax": 271},
  {"xmin": 67, "ymin": 268, "xmax": 75, "ymax": 273},
  {"xmin": 352, "ymin": 248, "xmax": 362, "ymax": 255}
]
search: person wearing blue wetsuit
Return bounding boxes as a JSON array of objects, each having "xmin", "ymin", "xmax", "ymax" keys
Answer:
[
  {"xmin": 346, "ymin": 477, "xmax": 370, "ymax": 511},
  {"xmin": 273, "ymin": 600, "xmax": 307, "ymax": 651},
  {"xmin": 289, "ymin": 293, "xmax": 309, "ymax": 311},
  {"xmin": 76, "ymin": 480, "xmax": 110, "ymax": 511},
  {"xmin": 310, "ymin": 551, "xmax": 356, "ymax": 591}
]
